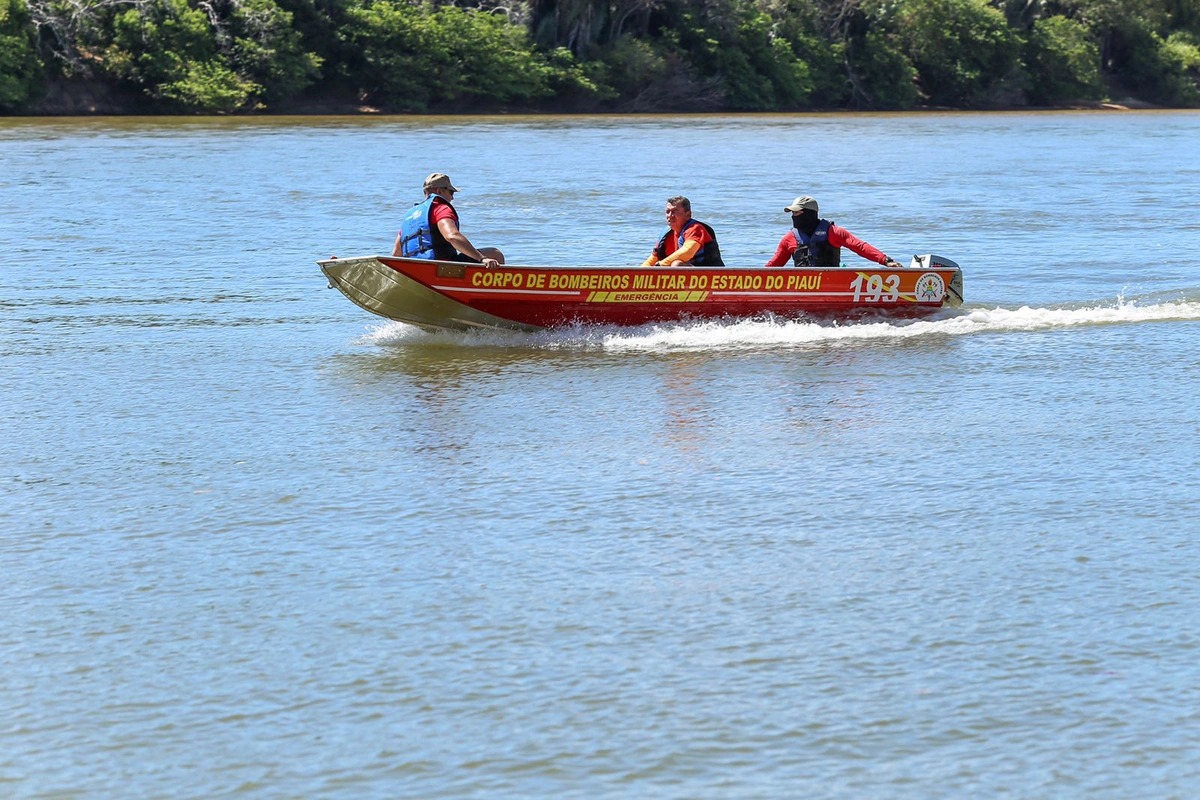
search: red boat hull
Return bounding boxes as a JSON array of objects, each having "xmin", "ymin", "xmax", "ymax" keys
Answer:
[{"xmin": 319, "ymin": 255, "xmax": 963, "ymax": 332}]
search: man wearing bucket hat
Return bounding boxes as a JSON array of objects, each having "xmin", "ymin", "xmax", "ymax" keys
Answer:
[
  {"xmin": 765, "ymin": 196, "xmax": 902, "ymax": 269},
  {"xmin": 394, "ymin": 172, "xmax": 505, "ymax": 268}
]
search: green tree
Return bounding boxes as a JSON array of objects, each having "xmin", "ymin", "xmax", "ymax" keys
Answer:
[
  {"xmin": 704, "ymin": 2, "xmax": 814, "ymax": 109},
  {"xmin": 845, "ymin": 26, "xmax": 921, "ymax": 107},
  {"xmin": 225, "ymin": 0, "xmax": 323, "ymax": 102},
  {"xmin": 530, "ymin": 0, "xmax": 657, "ymax": 58},
  {"xmin": 595, "ymin": 33, "xmax": 666, "ymax": 100},
  {"xmin": 892, "ymin": 0, "xmax": 1025, "ymax": 106},
  {"xmin": 23, "ymin": 0, "xmax": 319, "ymax": 111},
  {"xmin": 1124, "ymin": 27, "xmax": 1200, "ymax": 102},
  {"xmin": 838, "ymin": 1, "xmax": 921, "ymax": 108},
  {"xmin": 1024, "ymin": 14, "xmax": 1103, "ymax": 104},
  {"xmin": 342, "ymin": 1, "xmax": 590, "ymax": 111},
  {"xmin": 1066, "ymin": 0, "xmax": 1161, "ymax": 74},
  {"xmin": 160, "ymin": 59, "xmax": 259, "ymax": 109},
  {"xmin": 103, "ymin": 0, "xmax": 258, "ymax": 111},
  {"xmin": 1160, "ymin": 31, "xmax": 1200, "ymax": 101},
  {"xmin": 645, "ymin": 0, "xmax": 816, "ymax": 110},
  {"xmin": 1162, "ymin": 0, "xmax": 1200, "ymax": 34},
  {"xmin": 8, "ymin": 0, "xmax": 1200, "ymax": 112},
  {"xmin": 772, "ymin": 0, "xmax": 862, "ymax": 108},
  {"xmin": 0, "ymin": 0, "xmax": 42, "ymax": 110}
]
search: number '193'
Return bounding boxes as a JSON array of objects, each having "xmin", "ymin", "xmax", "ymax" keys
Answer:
[{"xmin": 850, "ymin": 273, "xmax": 900, "ymax": 302}]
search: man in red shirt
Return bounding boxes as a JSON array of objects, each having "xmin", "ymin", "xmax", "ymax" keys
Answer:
[
  {"xmin": 642, "ymin": 196, "xmax": 724, "ymax": 266},
  {"xmin": 394, "ymin": 173, "xmax": 504, "ymax": 267},
  {"xmin": 765, "ymin": 196, "xmax": 902, "ymax": 269}
]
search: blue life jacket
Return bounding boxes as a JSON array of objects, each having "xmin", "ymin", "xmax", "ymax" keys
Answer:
[
  {"xmin": 791, "ymin": 219, "xmax": 839, "ymax": 267},
  {"xmin": 398, "ymin": 195, "xmax": 456, "ymax": 260},
  {"xmin": 654, "ymin": 219, "xmax": 724, "ymax": 266}
]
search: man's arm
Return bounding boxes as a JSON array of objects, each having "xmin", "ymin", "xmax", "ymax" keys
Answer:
[
  {"xmin": 660, "ymin": 239, "xmax": 701, "ymax": 265},
  {"xmin": 660, "ymin": 225, "xmax": 712, "ymax": 265},
  {"xmin": 828, "ymin": 224, "xmax": 901, "ymax": 267},
  {"xmin": 436, "ymin": 218, "xmax": 498, "ymax": 267},
  {"xmin": 764, "ymin": 233, "xmax": 794, "ymax": 267}
]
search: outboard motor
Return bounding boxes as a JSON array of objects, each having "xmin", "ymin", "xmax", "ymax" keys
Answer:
[
  {"xmin": 909, "ymin": 254, "xmax": 960, "ymax": 270},
  {"xmin": 908, "ymin": 253, "xmax": 964, "ymax": 306}
]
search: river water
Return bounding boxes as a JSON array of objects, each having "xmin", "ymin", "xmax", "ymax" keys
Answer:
[{"xmin": 3, "ymin": 111, "xmax": 1200, "ymax": 798}]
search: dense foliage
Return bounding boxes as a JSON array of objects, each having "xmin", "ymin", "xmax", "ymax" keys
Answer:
[{"xmin": 4, "ymin": 0, "xmax": 1198, "ymax": 113}]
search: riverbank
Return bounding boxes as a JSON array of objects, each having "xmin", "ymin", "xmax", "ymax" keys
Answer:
[{"xmin": 10, "ymin": 77, "xmax": 1167, "ymax": 117}]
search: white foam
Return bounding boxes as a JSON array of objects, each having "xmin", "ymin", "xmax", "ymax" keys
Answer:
[{"xmin": 358, "ymin": 295, "xmax": 1200, "ymax": 352}]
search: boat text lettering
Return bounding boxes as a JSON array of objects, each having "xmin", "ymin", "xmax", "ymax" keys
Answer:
[
  {"xmin": 633, "ymin": 273, "xmax": 709, "ymax": 290},
  {"xmin": 472, "ymin": 270, "xmax": 525, "ymax": 288},
  {"xmin": 710, "ymin": 274, "xmax": 760, "ymax": 291},
  {"xmin": 587, "ymin": 290, "xmax": 706, "ymax": 303},
  {"xmin": 784, "ymin": 274, "xmax": 822, "ymax": 291},
  {"xmin": 471, "ymin": 270, "xmax": 634, "ymax": 290},
  {"xmin": 850, "ymin": 272, "xmax": 900, "ymax": 302},
  {"xmin": 547, "ymin": 273, "xmax": 631, "ymax": 291},
  {"xmin": 468, "ymin": 269, "xmax": 859, "ymax": 294}
]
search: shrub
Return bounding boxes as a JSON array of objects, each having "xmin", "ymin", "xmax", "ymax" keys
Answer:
[
  {"xmin": 0, "ymin": 0, "xmax": 42, "ymax": 111},
  {"xmin": 342, "ymin": 2, "xmax": 559, "ymax": 111},
  {"xmin": 845, "ymin": 26, "xmax": 921, "ymax": 109},
  {"xmin": 1025, "ymin": 15, "xmax": 1103, "ymax": 105},
  {"xmin": 160, "ymin": 59, "xmax": 259, "ymax": 111},
  {"xmin": 894, "ymin": 0, "xmax": 1025, "ymax": 106},
  {"xmin": 227, "ymin": 0, "xmax": 323, "ymax": 103},
  {"xmin": 1146, "ymin": 31, "xmax": 1200, "ymax": 103}
]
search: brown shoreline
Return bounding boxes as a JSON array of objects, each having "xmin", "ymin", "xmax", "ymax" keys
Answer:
[{"xmin": 8, "ymin": 78, "xmax": 1170, "ymax": 116}]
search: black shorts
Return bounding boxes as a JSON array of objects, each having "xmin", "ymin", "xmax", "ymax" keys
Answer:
[{"xmin": 451, "ymin": 252, "xmax": 482, "ymax": 263}]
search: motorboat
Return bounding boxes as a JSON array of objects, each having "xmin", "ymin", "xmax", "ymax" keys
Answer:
[{"xmin": 318, "ymin": 254, "xmax": 963, "ymax": 332}]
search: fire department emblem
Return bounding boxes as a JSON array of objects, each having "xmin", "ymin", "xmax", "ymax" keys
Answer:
[{"xmin": 915, "ymin": 272, "xmax": 946, "ymax": 303}]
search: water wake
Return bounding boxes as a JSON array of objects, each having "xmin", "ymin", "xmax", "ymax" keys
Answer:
[{"xmin": 360, "ymin": 294, "xmax": 1200, "ymax": 352}]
